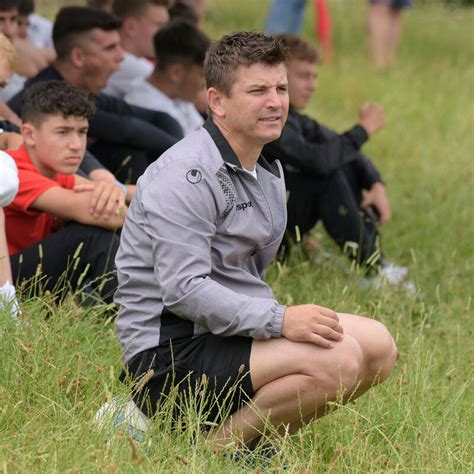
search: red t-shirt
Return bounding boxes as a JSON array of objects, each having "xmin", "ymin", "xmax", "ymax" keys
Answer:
[{"xmin": 4, "ymin": 145, "xmax": 75, "ymax": 255}]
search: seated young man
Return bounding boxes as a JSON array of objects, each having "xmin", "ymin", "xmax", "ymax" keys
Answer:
[
  {"xmin": 8, "ymin": 6, "xmax": 183, "ymax": 183},
  {"xmin": 108, "ymin": 32, "xmax": 397, "ymax": 450},
  {"xmin": 104, "ymin": 0, "xmax": 171, "ymax": 100},
  {"xmin": 124, "ymin": 19, "xmax": 210, "ymax": 136},
  {"xmin": 264, "ymin": 34, "xmax": 413, "ymax": 289},
  {"xmin": 0, "ymin": 132, "xmax": 21, "ymax": 318},
  {"xmin": 4, "ymin": 80, "xmax": 125, "ymax": 304}
]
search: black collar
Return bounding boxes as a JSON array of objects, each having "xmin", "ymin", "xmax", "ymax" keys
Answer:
[{"xmin": 203, "ymin": 118, "xmax": 280, "ymax": 177}]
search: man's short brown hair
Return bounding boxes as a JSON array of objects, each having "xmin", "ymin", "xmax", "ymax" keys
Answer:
[
  {"xmin": 112, "ymin": 0, "xmax": 173, "ymax": 19},
  {"xmin": 204, "ymin": 31, "xmax": 288, "ymax": 97},
  {"xmin": 276, "ymin": 33, "xmax": 320, "ymax": 64}
]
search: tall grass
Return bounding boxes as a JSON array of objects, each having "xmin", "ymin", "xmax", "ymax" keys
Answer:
[{"xmin": 1, "ymin": 0, "xmax": 473, "ymax": 471}]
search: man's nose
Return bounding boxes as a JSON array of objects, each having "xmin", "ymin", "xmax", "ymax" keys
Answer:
[
  {"xmin": 69, "ymin": 134, "xmax": 83, "ymax": 150},
  {"xmin": 266, "ymin": 88, "xmax": 283, "ymax": 108}
]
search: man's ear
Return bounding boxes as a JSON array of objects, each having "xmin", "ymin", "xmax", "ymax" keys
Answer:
[
  {"xmin": 121, "ymin": 16, "xmax": 138, "ymax": 39},
  {"xmin": 207, "ymin": 87, "xmax": 226, "ymax": 118},
  {"xmin": 168, "ymin": 63, "xmax": 185, "ymax": 84},
  {"xmin": 70, "ymin": 47, "xmax": 86, "ymax": 68},
  {"xmin": 21, "ymin": 122, "xmax": 36, "ymax": 147}
]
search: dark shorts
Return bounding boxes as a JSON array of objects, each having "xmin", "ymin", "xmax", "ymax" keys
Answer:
[
  {"xmin": 370, "ymin": 0, "xmax": 413, "ymax": 8},
  {"xmin": 121, "ymin": 333, "xmax": 254, "ymax": 423}
]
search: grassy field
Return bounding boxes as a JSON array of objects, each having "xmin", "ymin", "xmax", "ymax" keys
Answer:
[{"xmin": 1, "ymin": 0, "xmax": 473, "ymax": 472}]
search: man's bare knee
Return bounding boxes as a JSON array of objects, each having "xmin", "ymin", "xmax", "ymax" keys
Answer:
[
  {"xmin": 303, "ymin": 335, "xmax": 363, "ymax": 397},
  {"xmin": 365, "ymin": 320, "xmax": 398, "ymax": 384}
]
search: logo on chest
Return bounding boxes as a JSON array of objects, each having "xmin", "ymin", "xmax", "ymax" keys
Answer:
[{"xmin": 236, "ymin": 200, "xmax": 253, "ymax": 211}]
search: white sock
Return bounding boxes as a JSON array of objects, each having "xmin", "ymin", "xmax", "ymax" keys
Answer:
[{"xmin": 0, "ymin": 281, "xmax": 19, "ymax": 318}]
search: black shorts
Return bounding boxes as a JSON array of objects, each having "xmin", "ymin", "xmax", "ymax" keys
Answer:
[{"xmin": 121, "ymin": 333, "xmax": 254, "ymax": 423}]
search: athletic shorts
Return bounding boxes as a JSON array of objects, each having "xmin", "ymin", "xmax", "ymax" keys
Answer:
[
  {"xmin": 121, "ymin": 333, "xmax": 254, "ymax": 423},
  {"xmin": 370, "ymin": 0, "xmax": 413, "ymax": 8}
]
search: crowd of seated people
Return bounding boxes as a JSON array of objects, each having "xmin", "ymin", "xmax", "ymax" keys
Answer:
[{"xmin": 0, "ymin": 0, "xmax": 414, "ymax": 323}]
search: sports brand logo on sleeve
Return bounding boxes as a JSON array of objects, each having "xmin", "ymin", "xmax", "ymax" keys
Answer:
[{"xmin": 186, "ymin": 169, "xmax": 202, "ymax": 184}]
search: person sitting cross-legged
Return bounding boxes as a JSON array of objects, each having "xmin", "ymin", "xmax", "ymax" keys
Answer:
[
  {"xmin": 100, "ymin": 32, "xmax": 398, "ymax": 453},
  {"xmin": 124, "ymin": 19, "xmax": 210, "ymax": 136},
  {"xmin": 264, "ymin": 34, "xmax": 414, "ymax": 291},
  {"xmin": 4, "ymin": 80, "xmax": 125, "ymax": 305}
]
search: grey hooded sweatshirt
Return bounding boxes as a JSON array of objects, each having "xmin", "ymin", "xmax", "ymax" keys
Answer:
[{"xmin": 115, "ymin": 119, "xmax": 288, "ymax": 363}]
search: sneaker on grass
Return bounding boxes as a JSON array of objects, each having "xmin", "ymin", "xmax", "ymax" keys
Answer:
[
  {"xmin": 94, "ymin": 397, "xmax": 150, "ymax": 442},
  {"xmin": 362, "ymin": 262, "xmax": 417, "ymax": 294}
]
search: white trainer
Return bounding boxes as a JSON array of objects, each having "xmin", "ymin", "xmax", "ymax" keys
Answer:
[
  {"xmin": 367, "ymin": 263, "xmax": 417, "ymax": 294},
  {"xmin": 94, "ymin": 397, "xmax": 150, "ymax": 441}
]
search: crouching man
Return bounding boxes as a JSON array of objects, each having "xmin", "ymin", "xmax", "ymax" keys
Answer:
[{"xmin": 114, "ymin": 32, "xmax": 397, "ymax": 448}]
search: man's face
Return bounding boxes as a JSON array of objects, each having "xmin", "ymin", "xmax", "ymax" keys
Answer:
[
  {"xmin": 217, "ymin": 62, "xmax": 289, "ymax": 147},
  {"xmin": 177, "ymin": 63, "xmax": 205, "ymax": 102},
  {"xmin": 287, "ymin": 59, "xmax": 318, "ymax": 110},
  {"xmin": 0, "ymin": 9, "xmax": 18, "ymax": 40},
  {"xmin": 24, "ymin": 114, "xmax": 89, "ymax": 178},
  {"xmin": 131, "ymin": 5, "xmax": 169, "ymax": 58},
  {"xmin": 80, "ymin": 28, "xmax": 123, "ymax": 94},
  {"xmin": 17, "ymin": 14, "xmax": 29, "ymax": 39},
  {"xmin": 0, "ymin": 56, "xmax": 13, "ymax": 89}
]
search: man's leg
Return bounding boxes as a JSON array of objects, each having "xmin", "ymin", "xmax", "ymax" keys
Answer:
[
  {"xmin": 210, "ymin": 314, "xmax": 397, "ymax": 446},
  {"xmin": 286, "ymin": 170, "xmax": 379, "ymax": 265},
  {"xmin": 10, "ymin": 222, "xmax": 120, "ymax": 304},
  {"xmin": 0, "ymin": 209, "xmax": 12, "ymax": 286}
]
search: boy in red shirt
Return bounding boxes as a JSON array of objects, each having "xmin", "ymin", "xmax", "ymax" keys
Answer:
[{"xmin": 4, "ymin": 80, "xmax": 125, "ymax": 304}]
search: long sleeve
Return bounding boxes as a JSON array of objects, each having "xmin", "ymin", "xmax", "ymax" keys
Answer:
[{"xmin": 140, "ymin": 158, "xmax": 285, "ymax": 339}]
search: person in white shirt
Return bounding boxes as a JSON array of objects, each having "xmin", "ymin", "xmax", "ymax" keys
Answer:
[
  {"xmin": 104, "ymin": 0, "xmax": 171, "ymax": 99},
  {"xmin": 124, "ymin": 20, "xmax": 210, "ymax": 136}
]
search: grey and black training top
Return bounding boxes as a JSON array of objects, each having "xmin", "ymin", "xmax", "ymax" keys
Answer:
[{"xmin": 115, "ymin": 119, "xmax": 288, "ymax": 363}]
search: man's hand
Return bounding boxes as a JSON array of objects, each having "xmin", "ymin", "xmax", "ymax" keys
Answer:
[
  {"xmin": 361, "ymin": 182, "xmax": 391, "ymax": 226},
  {"xmin": 359, "ymin": 103, "xmax": 385, "ymax": 135},
  {"xmin": 89, "ymin": 168, "xmax": 116, "ymax": 183},
  {"xmin": 74, "ymin": 181, "xmax": 125, "ymax": 220},
  {"xmin": 281, "ymin": 304, "xmax": 344, "ymax": 349}
]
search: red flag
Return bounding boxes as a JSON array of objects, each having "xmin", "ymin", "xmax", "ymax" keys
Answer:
[{"xmin": 315, "ymin": 0, "xmax": 332, "ymax": 62}]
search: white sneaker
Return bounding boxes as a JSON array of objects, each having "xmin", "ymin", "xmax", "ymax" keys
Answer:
[
  {"xmin": 94, "ymin": 397, "xmax": 150, "ymax": 441},
  {"xmin": 364, "ymin": 263, "xmax": 417, "ymax": 294}
]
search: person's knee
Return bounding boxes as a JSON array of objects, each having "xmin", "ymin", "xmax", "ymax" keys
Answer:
[
  {"xmin": 304, "ymin": 336, "xmax": 363, "ymax": 398},
  {"xmin": 364, "ymin": 320, "xmax": 398, "ymax": 384}
]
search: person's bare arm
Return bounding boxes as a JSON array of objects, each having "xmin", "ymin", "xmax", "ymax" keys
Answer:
[
  {"xmin": 0, "ymin": 131, "xmax": 22, "ymax": 150},
  {"xmin": 0, "ymin": 102, "xmax": 21, "ymax": 127},
  {"xmin": 13, "ymin": 38, "xmax": 54, "ymax": 77},
  {"xmin": 31, "ymin": 185, "xmax": 125, "ymax": 230}
]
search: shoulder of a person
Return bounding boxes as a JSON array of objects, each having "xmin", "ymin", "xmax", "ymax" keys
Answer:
[
  {"xmin": 139, "ymin": 130, "xmax": 223, "ymax": 190},
  {"xmin": 0, "ymin": 150, "xmax": 18, "ymax": 172}
]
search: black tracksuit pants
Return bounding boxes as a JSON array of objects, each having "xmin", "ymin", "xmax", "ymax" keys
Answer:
[
  {"xmin": 10, "ymin": 222, "xmax": 120, "ymax": 305},
  {"xmin": 285, "ymin": 161, "xmax": 381, "ymax": 265}
]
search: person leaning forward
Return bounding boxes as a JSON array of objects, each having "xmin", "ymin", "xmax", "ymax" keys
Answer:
[{"xmin": 114, "ymin": 31, "xmax": 398, "ymax": 449}]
